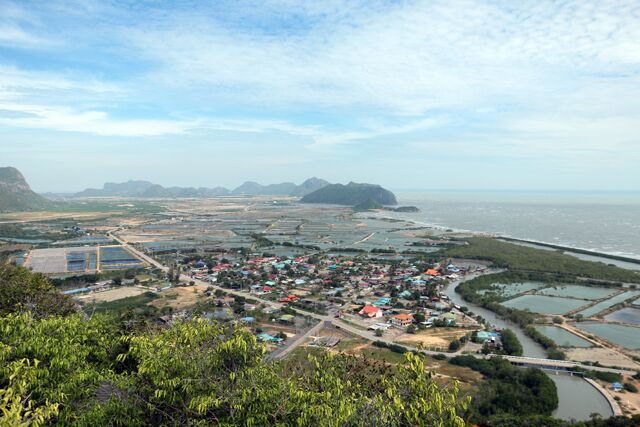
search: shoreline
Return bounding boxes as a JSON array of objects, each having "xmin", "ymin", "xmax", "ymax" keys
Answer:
[
  {"xmin": 364, "ymin": 210, "xmax": 640, "ymax": 267},
  {"xmin": 498, "ymin": 237, "xmax": 640, "ymax": 266},
  {"xmin": 583, "ymin": 377, "xmax": 623, "ymax": 416}
]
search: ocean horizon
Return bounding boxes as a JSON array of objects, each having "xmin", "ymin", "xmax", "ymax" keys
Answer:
[{"xmin": 387, "ymin": 190, "xmax": 640, "ymax": 260}]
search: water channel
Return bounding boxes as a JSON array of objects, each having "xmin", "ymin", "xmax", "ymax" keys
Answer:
[{"xmin": 442, "ymin": 275, "xmax": 614, "ymax": 421}]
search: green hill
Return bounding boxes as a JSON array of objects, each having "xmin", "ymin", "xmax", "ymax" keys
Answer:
[
  {"xmin": 0, "ymin": 167, "xmax": 52, "ymax": 212},
  {"xmin": 301, "ymin": 182, "xmax": 397, "ymax": 205},
  {"xmin": 353, "ymin": 198, "xmax": 384, "ymax": 211}
]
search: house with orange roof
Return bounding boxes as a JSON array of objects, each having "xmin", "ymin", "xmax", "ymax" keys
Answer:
[
  {"xmin": 278, "ymin": 294, "xmax": 299, "ymax": 303},
  {"xmin": 391, "ymin": 313, "xmax": 413, "ymax": 328},
  {"xmin": 359, "ymin": 304, "xmax": 383, "ymax": 318}
]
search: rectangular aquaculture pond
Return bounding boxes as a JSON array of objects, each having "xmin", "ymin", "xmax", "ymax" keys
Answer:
[
  {"xmin": 477, "ymin": 282, "xmax": 546, "ymax": 298},
  {"xmin": 537, "ymin": 285, "xmax": 618, "ymax": 301},
  {"xmin": 576, "ymin": 291, "xmax": 640, "ymax": 318},
  {"xmin": 500, "ymin": 295, "xmax": 589, "ymax": 315},
  {"xmin": 533, "ymin": 325, "xmax": 592, "ymax": 348},
  {"xmin": 574, "ymin": 322, "xmax": 640, "ymax": 349},
  {"xmin": 603, "ymin": 307, "xmax": 640, "ymax": 326}
]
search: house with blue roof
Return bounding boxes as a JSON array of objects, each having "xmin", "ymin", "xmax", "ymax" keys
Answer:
[{"xmin": 256, "ymin": 333, "xmax": 282, "ymax": 343}]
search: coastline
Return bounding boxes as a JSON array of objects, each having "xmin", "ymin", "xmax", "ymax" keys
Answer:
[
  {"xmin": 365, "ymin": 210, "xmax": 640, "ymax": 270},
  {"xmin": 498, "ymin": 237, "xmax": 640, "ymax": 266},
  {"xmin": 583, "ymin": 377, "xmax": 623, "ymax": 416}
]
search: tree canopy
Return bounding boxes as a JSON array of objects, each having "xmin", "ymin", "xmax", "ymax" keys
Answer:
[{"xmin": 0, "ymin": 265, "xmax": 469, "ymax": 426}]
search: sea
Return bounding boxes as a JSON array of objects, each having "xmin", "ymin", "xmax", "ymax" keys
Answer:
[{"xmin": 386, "ymin": 190, "xmax": 640, "ymax": 261}]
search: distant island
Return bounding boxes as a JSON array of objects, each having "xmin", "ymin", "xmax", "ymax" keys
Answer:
[
  {"xmin": 390, "ymin": 206, "xmax": 420, "ymax": 212},
  {"xmin": 0, "ymin": 167, "xmax": 52, "ymax": 212},
  {"xmin": 301, "ymin": 182, "xmax": 398, "ymax": 206}
]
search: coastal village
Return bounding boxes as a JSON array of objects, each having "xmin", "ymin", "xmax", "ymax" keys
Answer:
[
  {"xmin": 3, "ymin": 193, "xmax": 640, "ymax": 421},
  {"xmin": 181, "ymin": 253, "xmax": 486, "ymax": 351}
]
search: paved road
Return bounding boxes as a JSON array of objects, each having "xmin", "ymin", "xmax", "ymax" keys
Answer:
[
  {"xmin": 109, "ymin": 228, "xmax": 636, "ymax": 376},
  {"xmin": 333, "ymin": 318, "xmax": 634, "ymax": 375},
  {"xmin": 267, "ymin": 320, "xmax": 329, "ymax": 361}
]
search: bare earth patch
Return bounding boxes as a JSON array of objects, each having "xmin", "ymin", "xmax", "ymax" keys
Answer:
[
  {"xmin": 150, "ymin": 285, "xmax": 208, "ymax": 310},
  {"xmin": 617, "ymin": 376, "xmax": 640, "ymax": 416},
  {"xmin": 565, "ymin": 347, "xmax": 640, "ymax": 370},
  {"xmin": 76, "ymin": 286, "xmax": 149, "ymax": 303},
  {"xmin": 395, "ymin": 328, "xmax": 469, "ymax": 349}
]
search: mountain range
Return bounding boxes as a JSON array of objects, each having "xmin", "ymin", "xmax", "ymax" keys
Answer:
[
  {"xmin": 0, "ymin": 167, "xmax": 398, "ymax": 212},
  {"xmin": 0, "ymin": 167, "xmax": 52, "ymax": 212},
  {"xmin": 75, "ymin": 180, "xmax": 230, "ymax": 198},
  {"xmin": 73, "ymin": 177, "xmax": 330, "ymax": 198}
]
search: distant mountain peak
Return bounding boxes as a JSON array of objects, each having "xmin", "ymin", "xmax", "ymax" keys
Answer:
[
  {"xmin": 0, "ymin": 166, "xmax": 30, "ymax": 190},
  {"xmin": 0, "ymin": 166, "xmax": 52, "ymax": 212},
  {"xmin": 232, "ymin": 178, "xmax": 330, "ymax": 196}
]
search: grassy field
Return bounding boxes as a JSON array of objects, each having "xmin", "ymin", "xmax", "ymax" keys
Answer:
[
  {"xmin": 443, "ymin": 237, "xmax": 640, "ymax": 283},
  {"xmin": 359, "ymin": 346, "xmax": 408, "ymax": 364}
]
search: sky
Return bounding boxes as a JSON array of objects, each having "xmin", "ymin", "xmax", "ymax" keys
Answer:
[{"xmin": 1, "ymin": 0, "xmax": 639, "ymax": 192}]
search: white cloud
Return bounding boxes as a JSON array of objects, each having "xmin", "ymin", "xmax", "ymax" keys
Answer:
[
  {"xmin": 0, "ymin": 26, "xmax": 53, "ymax": 48},
  {"xmin": 0, "ymin": 102, "xmax": 193, "ymax": 136},
  {"xmin": 0, "ymin": 0, "xmax": 639, "ymax": 164},
  {"xmin": 0, "ymin": 66, "xmax": 123, "ymax": 101},
  {"xmin": 127, "ymin": 0, "xmax": 640, "ymax": 116}
]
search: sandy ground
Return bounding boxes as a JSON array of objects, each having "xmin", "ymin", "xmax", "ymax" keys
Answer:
[
  {"xmin": 565, "ymin": 347, "xmax": 640, "ymax": 370},
  {"xmin": 76, "ymin": 286, "xmax": 150, "ymax": 303},
  {"xmin": 395, "ymin": 328, "xmax": 469, "ymax": 349},
  {"xmin": 0, "ymin": 212, "xmax": 114, "ymax": 222},
  {"xmin": 617, "ymin": 376, "xmax": 640, "ymax": 415}
]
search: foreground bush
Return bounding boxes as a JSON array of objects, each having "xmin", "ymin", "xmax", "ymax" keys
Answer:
[{"xmin": 1, "ymin": 311, "xmax": 468, "ymax": 426}]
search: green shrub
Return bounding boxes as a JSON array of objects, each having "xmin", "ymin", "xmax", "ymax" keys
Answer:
[{"xmin": 624, "ymin": 382, "xmax": 638, "ymax": 393}]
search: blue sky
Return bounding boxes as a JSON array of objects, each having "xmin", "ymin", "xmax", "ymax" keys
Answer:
[{"xmin": 1, "ymin": 0, "xmax": 639, "ymax": 192}]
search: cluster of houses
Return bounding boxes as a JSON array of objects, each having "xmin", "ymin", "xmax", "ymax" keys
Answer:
[{"xmin": 182, "ymin": 252, "xmax": 478, "ymax": 336}]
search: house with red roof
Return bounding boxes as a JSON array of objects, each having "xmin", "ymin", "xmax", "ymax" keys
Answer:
[
  {"xmin": 279, "ymin": 295, "xmax": 299, "ymax": 303},
  {"xmin": 359, "ymin": 304, "xmax": 383, "ymax": 318}
]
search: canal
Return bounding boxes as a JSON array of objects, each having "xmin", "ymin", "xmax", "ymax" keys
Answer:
[{"xmin": 442, "ymin": 274, "xmax": 614, "ymax": 421}]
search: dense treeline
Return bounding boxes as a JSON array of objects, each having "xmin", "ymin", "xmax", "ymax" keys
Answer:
[
  {"xmin": 443, "ymin": 237, "xmax": 640, "ymax": 283},
  {"xmin": 477, "ymin": 414, "xmax": 640, "ymax": 427},
  {"xmin": 449, "ymin": 356, "xmax": 558, "ymax": 423},
  {"xmin": 499, "ymin": 329, "xmax": 523, "ymax": 356}
]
